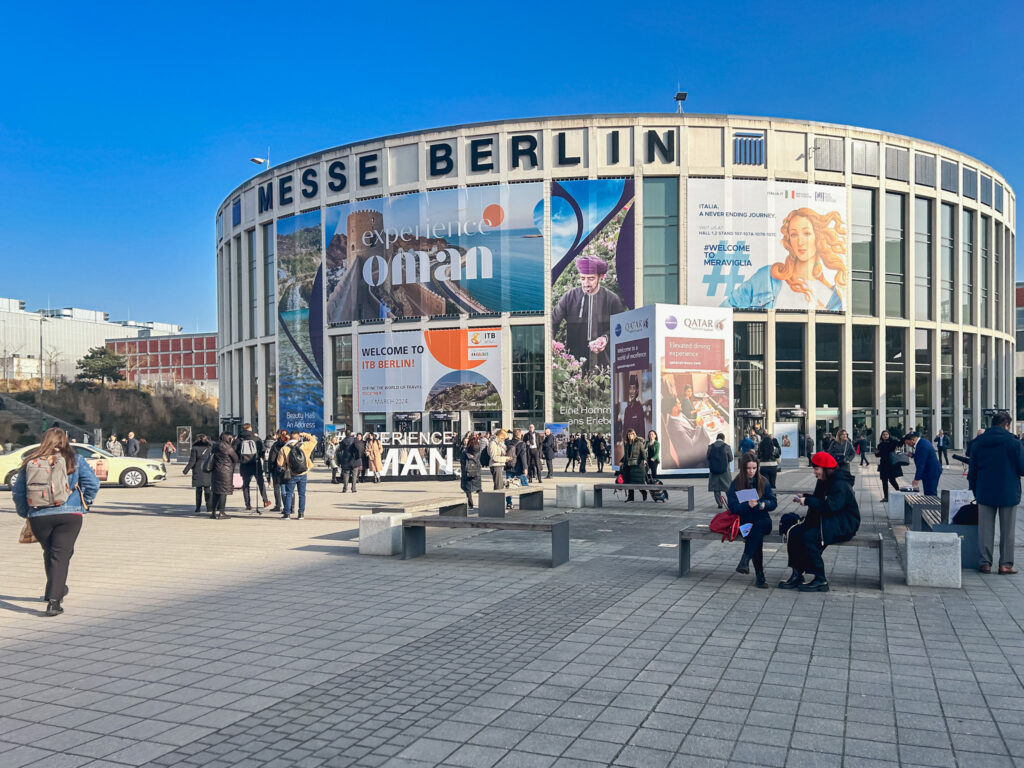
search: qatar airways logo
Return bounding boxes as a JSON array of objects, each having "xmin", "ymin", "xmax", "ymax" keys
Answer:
[{"xmin": 681, "ymin": 317, "xmax": 727, "ymax": 331}]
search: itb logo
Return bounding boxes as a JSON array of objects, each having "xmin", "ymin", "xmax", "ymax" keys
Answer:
[
  {"xmin": 665, "ymin": 315, "xmax": 678, "ymax": 330},
  {"xmin": 614, "ymin": 323, "xmax": 622, "ymax": 337}
]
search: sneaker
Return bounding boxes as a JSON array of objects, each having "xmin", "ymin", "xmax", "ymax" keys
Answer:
[
  {"xmin": 797, "ymin": 577, "xmax": 830, "ymax": 592},
  {"xmin": 45, "ymin": 600, "xmax": 63, "ymax": 617},
  {"xmin": 245, "ymin": 506, "xmax": 252, "ymax": 511},
  {"xmin": 281, "ymin": 514, "xmax": 290, "ymax": 520},
  {"xmin": 297, "ymin": 515, "xmax": 304, "ymax": 520},
  {"xmin": 263, "ymin": 501, "xmax": 272, "ymax": 508}
]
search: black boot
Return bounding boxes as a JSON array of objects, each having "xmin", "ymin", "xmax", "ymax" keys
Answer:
[
  {"xmin": 755, "ymin": 570, "xmax": 768, "ymax": 588},
  {"xmin": 45, "ymin": 600, "xmax": 63, "ymax": 617},
  {"xmin": 798, "ymin": 576, "xmax": 829, "ymax": 592},
  {"xmin": 778, "ymin": 569, "xmax": 804, "ymax": 589},
  {"xmin": 736, "ymin": 553, "xmax": 751, "ymax": 574}
]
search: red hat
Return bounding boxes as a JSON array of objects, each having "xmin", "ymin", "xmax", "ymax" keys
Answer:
[{"xmin": 811, "ymin": 451, "xmax": 838, "ymax": 469}]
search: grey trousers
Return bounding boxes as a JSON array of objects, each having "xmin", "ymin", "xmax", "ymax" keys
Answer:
[{"xmin": 978, "ymin": 504, "xmax": 1016, "ymax": 567}]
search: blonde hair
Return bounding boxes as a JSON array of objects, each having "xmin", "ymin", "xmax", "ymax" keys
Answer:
[{"xmin": 772, "ymin": 208, "xmax": 848, "ymax": 302}]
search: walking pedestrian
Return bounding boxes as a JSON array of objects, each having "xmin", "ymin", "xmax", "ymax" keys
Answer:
[
  {"xmin": 209, "ymin": 432, "xmax": 238, "ymax": 520},
  {"xmin": 968, "ymin": 412, "xmax": 1024, "ymax": 574},
  {"xmin": 13, "ymin": 427, "xmax": 100, "ymax": 617},
  {"xmin": 525, "ymin": 424, "xmax": 543, "ymax": 484},
  {"xmin": 739, "ymin": 428, "xmax": 756, "ymax": 454},
  {"xmin": 804, "ymin": 434, "xmax": 814, "ymax": 467},
  {"xmin": 237, "ymin": 423, "xmax": 270, "ymax": 512},
  {"xmin": 565, "ymin": 435, "xmax": 578, "ymax": 472},
  {"xmin": 279, "ymin": 432, "xmax": 316, "ymax": 519},
  {"xmin": 779, "ymin": 451, "xmax": 860, "ymax": 593},
  {"xmin": 646, "ymin": 430, "xmax": 661, "ymax": 480},
  {"xmin": 621, "ymin": 429, "xmax": 647, "ymax": 502},
  {"xmin": 542, "ymin": 428, "xmax": 556, "ymax": 478},
  {"xmin": 576, "ymin": 433, "xmax": 590, "ymax": 474},
  {"xmin": 366, "ymin": 433, "xmax": 383, "ymax": 483},
  {"xmin": 509, "ymin": 429, "xmax": 530, "ymax": 510},
  {"xmin": 727, "ymin": 451, "xmax": 777, "ymax": 588},
  {"xmin": 594, "ymin": 433, "xmax": 609, "ymax": 473},
  {"xmin": 325, "ymin": 435, "xmax": 340, "ymax": 483},
  {"xmin": 162, "ymin": 440, "xmax": 176, "ymax": 463},
  {"xmin": 828, "ymin": 429, "xmax": 856, "ymax": 466},
  {"xmin": 856, "ymin": 433, "xmax": 871, "ymax": 466},
  {"xmin": 459, "ymin": 434, "xmax": 483, "ymax": 510},
  {"xmin": 488, "ymin": 429, "xmax": 509, "ymax": 491},
  {"xmin": 267, "ymin": 430, "xmax": 290, "ymax": 513},
  {"xmin": 183, "ymin": 433, "xmax": 213, "ymax": 514},
  {"xmin": 125, "ymin": 431, "xmax": 140, "ymax": 457},
  {"xmin": 935, "ymin": 429, "xmax": 951, "ymax": 465},
  {"xmin": 755, "ymin": 428, "xmax": 780, "ymax": 488},
  {"xmin": 875, "ymin": 429, "xmax": 904, "ymax": 502},
  {"xmin": 337, "ymin": 430, "xmax": 363, "ymax": 493},
  {"xmin": 706, "ymin": 433, "xmax": 733, "ymax": 509},
  {"xmin": 904, "ymin": 432, "xmax": 942, "ymax": 496}
]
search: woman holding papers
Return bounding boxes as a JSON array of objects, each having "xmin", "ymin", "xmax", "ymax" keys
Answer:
[{"xmin": 726, "ymin": 451, "xmax": 778, "ymax": 588}]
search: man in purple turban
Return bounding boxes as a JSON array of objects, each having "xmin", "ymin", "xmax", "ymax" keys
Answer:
[{"xmin": 552, "ymin": 254, "xmax": 627, "ymax": 370}]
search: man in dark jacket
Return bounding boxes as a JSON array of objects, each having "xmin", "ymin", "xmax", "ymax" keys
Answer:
[
  {"xmin": 905, "ymin": 432, "xmax": 942, "ymax": 496},
  {"xmin": 541, "ymin": 428, "xmax": 556, "ymax": 479},
  {"xmin": 524, "ymin": 425, "xmax": 543, "ymax": 484},
  {"xmin": 968, "ymin": 412, "xmax": 1024, "ymax": 574},
  {"xmin": 125, "ymin": 431, "xmax": 140, "ymax": 457},
  {"xmin": 266, "ymin": 430, "xmax": 291, "ymax": 513},
  {"xmin": 934, "ymin": 429, "xmax": 951, "ymax": 465},
  {"xmin": 237, "ymin": 423, "xmax": 270, "ymax": 512},
  {"xmin": 576, "ymin": 433, "xmax": 591, "ymax": 474},
  {"xmin": 338, "ymin": 431, "xmax": 365, "ymax": 493}
]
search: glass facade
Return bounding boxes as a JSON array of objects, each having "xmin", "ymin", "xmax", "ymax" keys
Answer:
[
  {"xmin": 247, "ymin": 229, "xmax": 256, "ymax": 338},
  {"xmin": 775, "ymin": 323, "xmax": 804, "ymax": 408},
  {"xmin": 332, "ymin": 336, "xmax": 353, "ymax": 428},
  {"xmin": 940, "ymin": 331, "xmax": 954, "ymax": 433},
  {"xmin": 851, "ymin": 325, "xmax": 875, "ymax": 409},
  {"xmin": 962, "ymin": 334, "xmax": 974, "ymax": 442},
  {"xmin": 962, "ymin": 209, "xmax": 974, "ymax": 325},
  {"xmin": 885, "ymin": 327, "xmax": 905, "ymax": 409},
  {"xmin": 263, "ymin": 223, "xmax": 276, "ymax": 337},
  {"xmin": 915, "ymin": 329, "xmax": 933, "ymax": 438},
  {"xmin": 884, "ymin": 193, "xmax": 905, "ymax": 318},
  {"xmin": 851, "ymin": 189, "xmax": 876, "ymax": 316},
  {"xmin": 980, "ymin": 215, "xmax": 990, "ymax": 328},
  {"xmin": 642, "ymin": 178, "xmax": 679, "ymax": 304},
  {"xmin": 265, "ymin": 344, "xmax": 276, "ymax": 431},
  {"xmin": 815, "ymin": 324, "xmax": 841, "ymax": 409},
  {"xmin": 914, "ymin": 197, "xmax": 933, "ymax": 321},
  {"xmin": 940, "ymin": 203, "xmax": 955, "ymax": 322},
  {"xmin": 234, "ymin": 234, "xmax": 243, "ymax": 344},
  {"xmin": 734, "ymin": 322, "xmax": 765, "ymax": 409},
  {"xmin": 511, "ymin": 325, "xmax": 544, "ymax": 426}
]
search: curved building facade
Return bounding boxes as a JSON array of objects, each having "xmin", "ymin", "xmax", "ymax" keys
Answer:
[{"xmin": 216, "ymin": 114, "xmax": 1016, "ymax": 451}]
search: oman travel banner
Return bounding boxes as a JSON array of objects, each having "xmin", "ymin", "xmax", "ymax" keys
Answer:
[
  {"xmin": 357, "ymin": 328, "xmax": 502, "ymax": 412},
  {"xmin": 687, "ymin": 179, "xmax": 849, "ymax": 312}
]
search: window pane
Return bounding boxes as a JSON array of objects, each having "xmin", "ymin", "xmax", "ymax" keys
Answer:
[
  {"xmin": 642, "ymin": 178, "xmax": 679, "ymax": 304},
  {"xmin": 884, "ymin": 193, "xmax": 905, "ymax": 318},
  {"xmin": 512, "ymin": 325, "xmax": 544, "ymax": 424},
  {"xmin": 851, "ymin": 189, "xmax": 876, "ymax": 316},
  {"xmin": 962, "ymin": 209, "xmax": 974, "ymax": 324},
  {"xmin": 940, "ymin": 203, "xmax": 955, "ymax": 322},
  {"xmin": 914, "ymin": 197, "xmax": 933, "ymax": 320},
  {"xmin": 775, "ymin": 322, "xmax": 804, "ymax": 407}
]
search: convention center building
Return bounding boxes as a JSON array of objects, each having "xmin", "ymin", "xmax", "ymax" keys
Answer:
[{"xmin": 215, "ymin": 113, "xmax": 1016, "ymax": 458}]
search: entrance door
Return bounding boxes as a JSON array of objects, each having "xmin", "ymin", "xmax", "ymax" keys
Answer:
[
  {"xmin": 816, "ymin": 417, "xmax": 839, "ymax": 451},
  {"xmin": 472, "ymin": 411, "xmax": 502, "ymax": 434}
]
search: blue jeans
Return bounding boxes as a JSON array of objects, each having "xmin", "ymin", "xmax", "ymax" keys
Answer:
[
  {"xmin": 283, "ymin": 474, "xmax": 308, "ymax": 517},
  {"xmin": 506, "ymin": 475, "xmax": 528, "ymax": 506}
]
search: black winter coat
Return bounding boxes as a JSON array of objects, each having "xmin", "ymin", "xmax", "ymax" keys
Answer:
[
  {"xmin": 210, "ymin": 440, "xmax": 238, "ymax": 495},
  {"xmin": 542, "ymin": 434, "xmax": 556, "ymax": 459},
  {"xmin": 511, "ymin": 440, "xmax": 529, "ymax": 475},
  {"xmin": 875, "ymin": 438, "xmax": 903, "ymax": 481},
  {"xmin": 802, "ymin": 466, "xmax": 860, "ymax": 544},
  {"xmin": 968, "ymin": 427, "xmax": 1024, "ymax": 507},
  {"xmin": 460, "ymin": 446, "xmax": 483, "ymax": 493},
  {"xmin": 183, "ymin": 444, "xmax": 213, "ymax": 488},
  {"xmin": 338, "ymin": 437, "xmax": 364, "ymax": 470}
]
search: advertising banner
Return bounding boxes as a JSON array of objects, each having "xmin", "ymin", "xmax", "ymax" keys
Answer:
[
  {"xmin": 358, "ymin": 328, "xmax": 502, "ymax": 413},
  {"xmin": 687, "ymin": 179, "xmax": 849, "ymax": 311},
  {"xmin": 610, "ymin": 305, "xmax": 655, "ymax": 466},
  {"xmin": 376, "ymin": 431, "xmax": 458, "ymax": 480},
  {"xmin": 551, "ymin": 178, "xmax": 636, "ymax": 435},
  {"xmin": 655, "ymin": 305, "xmax": 733, "ymax": 475},
  {"xmin": 544, "ymin": 422, "xmax": 570, "ymax": 459},
  {"xmin": 774, "ymin": 422, "xmax": 800, "ymax": 463},
  {"xmin": 325, "ymin": 183, "xmax": 544, "ymax": 323},
  {"xmin": 277, "ymin": 210, "xmax": 324, "ymax": 434}
]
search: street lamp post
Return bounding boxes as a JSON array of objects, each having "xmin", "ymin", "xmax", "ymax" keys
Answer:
[{"xmin": 249, "ymin": 148, "xmax": 271, "ymax": 169}]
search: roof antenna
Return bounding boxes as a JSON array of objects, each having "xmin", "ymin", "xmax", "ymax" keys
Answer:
[{"xmin": 674, "ymin": 85, "xmax": 687, "ymax": 114}]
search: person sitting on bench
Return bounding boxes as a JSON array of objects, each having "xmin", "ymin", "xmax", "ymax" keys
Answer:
[
  {"xmin": 779, "ymin": 451, "xmax": 860, "ymax": 593},
  {"xmin": 726, "ymin": 451, "xmax": 777, "ymax": 588}
]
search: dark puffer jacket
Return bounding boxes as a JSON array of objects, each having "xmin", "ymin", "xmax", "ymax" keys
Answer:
[
  {"xmin": 802, "ymin": 465, "xmax": 860, "ymax": 544},
  {"xmin": 210, "ymin": 438, "xmax": 239, "ymax": 495},
  {"xmin": 183, "ymin": 443, "xmax": 213, "ymax": 488}
]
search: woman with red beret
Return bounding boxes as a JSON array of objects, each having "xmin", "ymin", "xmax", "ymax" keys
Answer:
[{"xmin": 778, "ymin": 451, "xmax": 860, "ymax": 592}]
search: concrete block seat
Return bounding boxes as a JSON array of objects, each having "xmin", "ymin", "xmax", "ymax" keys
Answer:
[
  {"xmin": 401, "ymin": 515, "xmax": 569, "ymax": 567},
  {"xmin": 905, "ymin": 531, "xmax": 962, "ymax": 588},
  {"xmin": 592, "ymin": 483, "xmax": 695, "ymax": 510},
  {"xmin": 479, "ymin": 486, "xmax": 544, "ymax": 518}
]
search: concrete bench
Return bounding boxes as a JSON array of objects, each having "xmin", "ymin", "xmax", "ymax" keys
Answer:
[
  {"xmin": 479, "ymin": 486, "xmax": 544, "ymax": 518},
  {"xmin": 371, "ymin": 496, "xmax": 469, "ymax": 517},
  {"xmin": 593, "ymin": 483, "xmax": 695, "ymax": 511},
  {"xmin": 903, "ymin": 494, "xmax": 941, "ymax": 530},
  {"xmin": 905, "ymin": 531, "xmax": 962, "ymax": 588},
  {"xmin": 678, "ymin": 525, "xmax": 886, "ymax": 590},
  {"xmin": 401, "ymin": 516, "xmax": 569, "ymax": 567}
]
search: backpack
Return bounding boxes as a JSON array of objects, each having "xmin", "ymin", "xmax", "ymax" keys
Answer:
[
  {"xmin": 25, "ymin": 456, "xmax": 72, "ymax": 508},
  {"xmin": 200, "ymin": 447, "xmax": 214, "ymax": 473},
  {"xmin": 708, "ymin": 443, "xmax": 728, "ymax": 475},
  {"xmin": 287, "ymin": 444, "xmax": 308, "ymax": 475},
  {"xmin": 462, "ymin": 451, "xmax": 481, "ymax": 478},
  {"xmin": 239, "ymin": 438, "xmax": 258, "ymax": 462}
]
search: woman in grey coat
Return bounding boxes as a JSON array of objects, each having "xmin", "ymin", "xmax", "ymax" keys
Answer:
[
  {"xmin": 183, "ymin": 434, "xmax": 213, "ymax": 514},
  {"xmin": 706, "ymin": 433, "xmax": 734, "ymax": 509}
]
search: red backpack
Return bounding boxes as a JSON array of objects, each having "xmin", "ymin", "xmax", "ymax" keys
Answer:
[{"xmin": 709, "ymin": 511, "xmax": 740, "ymax": 542}]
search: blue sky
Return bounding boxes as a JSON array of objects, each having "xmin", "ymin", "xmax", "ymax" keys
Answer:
[{"xmin": 1, "ymin": 0, "xmax": 1020, "ymax": 332}]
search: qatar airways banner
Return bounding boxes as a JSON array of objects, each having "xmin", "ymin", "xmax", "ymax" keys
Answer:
[
  {"xmin": 325, "ymin": 183, "xmax": 544, "ymax": 323},
  {"xmin": 687, "ymin": 179, "xmax": 849, "ymax": 312},
  {"xmin": 358, "ymin": 328, "xmax": 502, "ymax": 412}
]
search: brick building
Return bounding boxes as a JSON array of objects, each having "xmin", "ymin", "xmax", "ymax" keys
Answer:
[{"xmin": 106, "ymin": 332, "xmax": 218, "ymax": 397}]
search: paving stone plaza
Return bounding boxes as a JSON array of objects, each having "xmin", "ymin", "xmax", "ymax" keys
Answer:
[{"xmin": 2, "ymin": 462, "xmax": 1023, "ymax": 768}]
